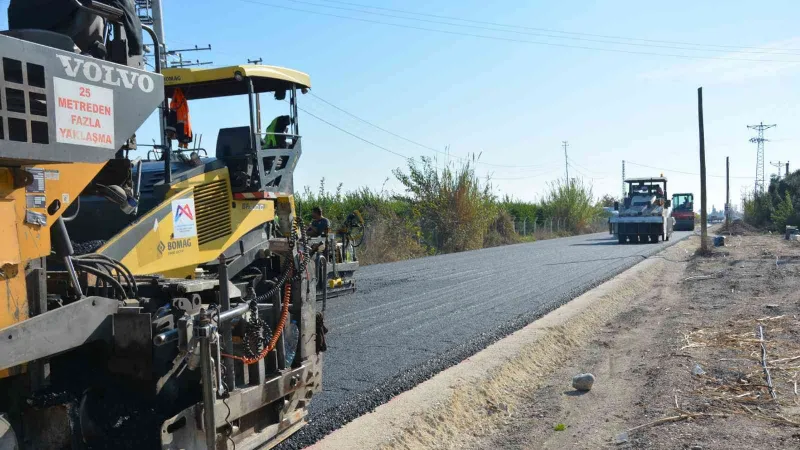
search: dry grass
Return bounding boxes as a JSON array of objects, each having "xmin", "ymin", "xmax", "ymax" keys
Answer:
[
  {"xmin": 357, "ymin": 212, "xmax": 426, "ymax": 266},
  {"xmin": 678, "ymin": 314, "xmax": 800, "ymax": 427}
]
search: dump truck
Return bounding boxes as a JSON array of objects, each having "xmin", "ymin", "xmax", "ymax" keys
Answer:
[
  {"xmin": 610, "ymin": 177, "xmax": 675, "ymax": 244},
  {"xmin": 0, "ymin": 2, "xmax": 324, "ymax": 448},
  {"xmin": 671, "ymin": 193, "xmax": 695, "ymax": 231}
]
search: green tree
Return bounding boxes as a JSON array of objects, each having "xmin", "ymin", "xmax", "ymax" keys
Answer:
[
  {"xmin": 771, "ymin": 191, "xmax": 796, "ymax": 232},
  {"xmin": 597, "ymin": 194, "xmax": 617, "ymax": 207}
]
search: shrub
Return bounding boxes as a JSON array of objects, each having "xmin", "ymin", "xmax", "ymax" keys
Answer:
[
  {"xmin": 771, "ymin": 191, "xmax": 797, "ymax": 232},
  {"xmin": 393, "ymin": 156, "xmax": 496, "ymax": 254},
  {"xmin": 539, "ymin": 178, "xmax": 602, "ymax": 233}
]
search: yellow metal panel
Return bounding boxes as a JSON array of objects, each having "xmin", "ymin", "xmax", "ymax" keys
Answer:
[
  {"xmin": 0, "ymin": 199, "xmax": 27, "ymax": 379},
  {"xmin": 12, "ymin": 163, "xmax": 104, "ymax": 261},
  {"xmin": 0, "ymin": 199, "xmax": 26, "ymax": 326},
  {"xmin": 163, "ymin": 64, "xmax": 311, "ymax": 89},
  {"xmin": 99, "ymin": 167, "xmax": 286, "ymax": 277}
]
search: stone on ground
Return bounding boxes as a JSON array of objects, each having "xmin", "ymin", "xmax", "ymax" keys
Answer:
[{"xmin": 572, "ymin": 373, "xmax": 595, "ymax": 391}]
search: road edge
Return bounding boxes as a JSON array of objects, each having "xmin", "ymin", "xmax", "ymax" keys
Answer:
[{"xmin": 309, "ymin": 236, "xmax": 698, "ymax": 450}]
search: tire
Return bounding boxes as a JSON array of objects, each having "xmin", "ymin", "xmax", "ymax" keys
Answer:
[
  {"xmin": 650, "ymin": 234, "xmax": 659, "ymax": 243},
  {"xmin": 618, "ymin": 235, "xmax": 626, "ymax": 244}
]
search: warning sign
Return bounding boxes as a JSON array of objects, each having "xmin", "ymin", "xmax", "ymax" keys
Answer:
[
  {"xmin": 171, "ymin": 198, "xmax": 197, "ymax": 239},
  {"xmin": 53, "ymin": 77, "xmax": 115, "ymax": 149}
]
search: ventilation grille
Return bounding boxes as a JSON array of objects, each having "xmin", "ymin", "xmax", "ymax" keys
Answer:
[
  {"xmin": 1, "ymin": 57, "xmax": 49, "ymax": 145},
  {"xmin": 194, "ymin": 180, "xmax": 231, "ymax": 245}
]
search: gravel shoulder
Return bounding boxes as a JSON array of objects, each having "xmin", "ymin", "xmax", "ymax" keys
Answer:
[{"xmin": 463, "ymin": 232, "xmax": 800, "ymax": 450}]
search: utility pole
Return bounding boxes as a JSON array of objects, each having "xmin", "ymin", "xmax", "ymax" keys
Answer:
[
  {"xmin": 136, "ymin": 0, "xmax": 167, "ymax": 67},
  {"xmin": 770, "ymin": 161, "xmax": 784, "ymax": 179},
  {"xmin": 167, "ymin": 45, "xmax": 213, "ymax": 68},
  {"xmin": 248, "ymin": 58, "xmax": 263, "ymax": 132},
  {"xmin": 726, "ymin": 156, "xmax": 730, "ymax": 228},
  {"xmin": 562, "ymin": 141, "xmax": 569, "ymax": 185},
  {"xmin": 151, "ymin": 0, "xmax": 166, "ymax": 67},
  {"xmin": 698, "ymin": 88, "xmax": 708, "ymax": 252},
  {"xmin": 748, "ymin": 122, "xmax": 777, "ymax": 194},
  {"xmin": 621, "ymin": 160, "xmax": 626, "ymax": 199},
  {"xmin": 787, "ymin": 162, "xmax": 791, "ymax": 176}
]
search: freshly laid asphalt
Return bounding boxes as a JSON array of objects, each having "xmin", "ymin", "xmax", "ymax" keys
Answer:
[{"xmin": 279, "ymin": 231, "xmax": 693, "ymax": 449}]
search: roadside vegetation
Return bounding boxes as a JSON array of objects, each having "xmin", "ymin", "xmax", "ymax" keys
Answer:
[
  {"xmin": 743, "ymin": 170, "xmax": 800, "ymax": 231},
  {"xmin": 296, "ymin": 157, "xmax": 609, "ymax": 265}
]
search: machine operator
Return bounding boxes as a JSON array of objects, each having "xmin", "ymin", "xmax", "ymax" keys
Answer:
[{"xmin": 262, "ymin": 115, "xmax": 292, "ymax": 149}]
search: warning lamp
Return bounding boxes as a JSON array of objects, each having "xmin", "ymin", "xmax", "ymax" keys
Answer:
[{"xmin": 234, "ymin": 71, "xmax": 244, "ymax": 82}]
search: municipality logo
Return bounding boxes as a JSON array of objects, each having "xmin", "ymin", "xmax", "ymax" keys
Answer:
[
  {"xmin": 175, "ymin": 204, "xmax": 194, "ymax": 222},
  {"xmin": 171, "ymin": 198, "xmax": 197, "ymax": 239}
]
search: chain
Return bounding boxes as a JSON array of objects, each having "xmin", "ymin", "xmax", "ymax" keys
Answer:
[{"xmin": 241, "ymin": 216, "xmax": 309, "ymax": 360}]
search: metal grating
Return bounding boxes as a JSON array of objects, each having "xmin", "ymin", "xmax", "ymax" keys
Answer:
[
  {"xmin": 0, "ymin": 57, "xmax": 49, "ymax": 145},
  {"xmin": 194, "ymin": 179, "xmax": 232, "ymax": 245}
]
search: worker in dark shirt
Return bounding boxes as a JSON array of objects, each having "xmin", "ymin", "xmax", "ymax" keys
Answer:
[{"xmin": 306, "ymin": 206, "xmax": 330, "ymax": 238}]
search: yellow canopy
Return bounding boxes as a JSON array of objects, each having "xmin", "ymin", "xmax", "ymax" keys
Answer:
[{"xmin": 162, "ymin": 64, "xmax": 311, "ymax": 100}]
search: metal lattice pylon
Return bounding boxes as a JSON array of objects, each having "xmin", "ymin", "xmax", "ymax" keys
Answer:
[{"xmin": 747, "ymin": 122, "xmax": 776, "ymax": 194}]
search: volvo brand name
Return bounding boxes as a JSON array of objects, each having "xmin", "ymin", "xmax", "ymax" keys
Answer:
[{"xmin": 56, "ymin": 54, "xmax": 155, "ymax": 93}]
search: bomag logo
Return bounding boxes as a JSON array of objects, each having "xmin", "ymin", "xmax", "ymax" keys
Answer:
[
  {"xmin": 242, "ymin": 203, "xmax": 266, "ymax": 211},
  {"xmin": 168, "ymin": 239, "xmax": 193, "ymax": 251}
]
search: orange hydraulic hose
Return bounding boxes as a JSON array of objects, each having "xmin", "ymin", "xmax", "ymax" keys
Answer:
[{"xmin": 222, "ymin": 269, "xmax": 293, "ymax": 365}]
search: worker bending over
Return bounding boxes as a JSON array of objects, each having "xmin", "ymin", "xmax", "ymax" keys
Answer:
[{"xmin": 262, "ymin": 115, "xmax": 292, "ymax": 149}]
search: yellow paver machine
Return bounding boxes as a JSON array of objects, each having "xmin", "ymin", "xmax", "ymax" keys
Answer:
[{"xmin": 0, "ymin": 2, "xmax": 325, "ymax": 449}]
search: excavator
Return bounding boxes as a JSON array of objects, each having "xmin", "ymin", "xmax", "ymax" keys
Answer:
[{"xmin": 0, "ymin": 1, "xmax": 324, "ymax": 449}]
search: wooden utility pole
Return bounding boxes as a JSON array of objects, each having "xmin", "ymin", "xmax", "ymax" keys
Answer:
[
  {"xmin": 726, "ymin": 156, "xmax": 731, "ymax": 228},
  {"xmin": 698, "ymin": 87, "xmax": 709, "ymax": 252}
]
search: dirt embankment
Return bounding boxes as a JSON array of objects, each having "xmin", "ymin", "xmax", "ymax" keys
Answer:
[{"xmin": 465, "ymin": 233, "xmax": 800, "ymax": 449}]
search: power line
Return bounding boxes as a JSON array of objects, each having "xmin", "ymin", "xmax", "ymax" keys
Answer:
[
  {"xmin": 287, "ymin": 0, "xmax": 800, "ymax": 56},
  {"xmin": 308, "ymin": 93, "xmax": 545, "ymax": 168},
  {"xmin": 568, "ymin": 156, "xmax": 608, "ymax": 176},
  {"xmin": 300, "ymin": 104, "xmax": 563, "ymax": 181},
  {"xmin": 568, "ymin": 163, "xmax": 604, "ymax": 181},
  {"xmin": 314, "ymin": 0, "xmax": 800, "ymax": 54},
  {"xmin": 297, "ymin": 105, "xmax": 412, "ymax": 160},
  {"xmin": 232, "ymin": 0, "xmax": 800, "ymax": 63},
  {"xmin": 626, "ymin": 160, "xmax": 754, "ymax": 179}
]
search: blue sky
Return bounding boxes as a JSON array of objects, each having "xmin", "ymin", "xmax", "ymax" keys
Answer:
[{"xmin": 4, "ymin": 0, "xmax": 799, "ymax": 210}]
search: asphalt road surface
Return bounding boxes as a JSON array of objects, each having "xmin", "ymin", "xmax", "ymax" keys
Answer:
[{"xmin": 280, "ymin": 231, "xmax": 693, "ymax": 448}]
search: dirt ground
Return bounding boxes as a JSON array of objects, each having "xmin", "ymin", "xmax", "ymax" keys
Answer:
[{"xmin": 463, "ymin": 232, "xmax": 800, "ymax": 450}]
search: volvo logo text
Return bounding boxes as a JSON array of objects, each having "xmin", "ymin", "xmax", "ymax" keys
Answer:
[{"xmin": 56, "ymin": 54, "xmax": 155, "ymax": 93}]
